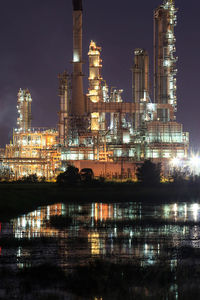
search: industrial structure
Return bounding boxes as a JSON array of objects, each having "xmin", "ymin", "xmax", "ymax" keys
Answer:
[
  {"xmin": 4, "ymin": 89, "xmax": 60, "ymax": 179},
  {"xmin": 58, "ymin": 0, "xmax": 189, "ymax": 179},
  {"xmin": 3, "ymin": 0, "xmax": 189, "ymax": 180}
]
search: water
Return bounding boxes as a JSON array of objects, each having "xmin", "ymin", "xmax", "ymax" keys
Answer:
[
  {"xmin": 1, "ymin": 201, "xmax": 200, "ymax": 299},
  {"xmin": 1, "ymin": 202, "xmax": 200, "ymax": 268}
]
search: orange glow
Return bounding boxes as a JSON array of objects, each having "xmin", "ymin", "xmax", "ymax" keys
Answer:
[
  {"xmin": 4, "ymin": 129, "xmax": 60, "ymax": 180},
  {"xmin": 94, "ymin": 203, "xmax": 113, "ymax": 221}
]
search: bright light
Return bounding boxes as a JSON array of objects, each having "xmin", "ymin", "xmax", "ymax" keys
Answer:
[
  {"xmin": 173, "ymin": 203, "xmax": 178, "ymax": 218},
  {"xmin": 186, "ymin": 153, "xmax": 200, "ymax": 175},
  {"xmin": 73, "ymin": 52, "xmax": 80, "ymax": 62},
  {"xmin": 190, "ymin": 156, "xmax": 200, "ymax": 167},
  {"xmin": 147, "ymin": 103, "xmax": 156, "ymax": 111},
  {"xmin": 192, "ymin": 204, "xmax": 199, "ymax": 222},
  {"xmin": 171, "ymin": 157, "xmax": 180, "ymax": 167}
]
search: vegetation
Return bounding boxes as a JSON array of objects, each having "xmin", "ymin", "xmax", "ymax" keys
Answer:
[
  {"xmin": 57, "ymin": 165, "xmax": 96, "ymax": 186},
  {"xmin": 80, "ymin": 168, "xmax": 94, "ymax": 183},
  {"xmin": 136, "ymin": 160, "xmax": 161, "ymax": 186},
  {"xmin": 1, "ymin": 180, "xmax": 200, "ymax": 221},
  {"xmin": 56, "ymin": 165, "xmax": 80, "ymax": 186},
  {"xmin": 21, "ymin": 173, "xmax": 39, "ymax": 183}
]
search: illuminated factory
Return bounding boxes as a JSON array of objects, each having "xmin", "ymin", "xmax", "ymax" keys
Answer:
[
  {"xmin": 4, "ymin": 0, "xmax": 189, "ymax": 180},
  {"xmin": 4, "ymin": 89, "xmax": 60, "ymax": 179}
]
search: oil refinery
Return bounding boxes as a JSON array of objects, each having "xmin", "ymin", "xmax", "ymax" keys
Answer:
[{"xmin": 3, "ymin": 0, "xmax": 189, "ymax": 180}]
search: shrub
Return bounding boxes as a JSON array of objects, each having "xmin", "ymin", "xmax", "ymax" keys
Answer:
[
  {"xmin": 136, "ymin": 160, "xmax": 161, "ymax": 186},
  {"xmin": 21, "ymin": 174, "xmax": 39, "ymax": 183},
  {"xmin": 56, "ymin": 165, "xmax": 80, "ymax": 186}
]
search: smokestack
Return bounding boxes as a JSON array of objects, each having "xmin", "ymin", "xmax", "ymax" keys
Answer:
[
  {"xmin": 71, "ymin": 0, "xmax": 85, "ymax": 116},
  {"xmin": 73, "ymin": 0, "xmax": 83, "ymax": 11}
]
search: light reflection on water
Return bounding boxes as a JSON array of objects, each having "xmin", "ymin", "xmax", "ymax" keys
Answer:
[{"xmin": 0, "ymin": 202, "xmax": 200, "ymax": 270}]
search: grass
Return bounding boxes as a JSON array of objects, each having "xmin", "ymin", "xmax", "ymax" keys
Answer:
[{"xmin": 0, "ymin": 181, "xmax": 200, "ymax": 221}]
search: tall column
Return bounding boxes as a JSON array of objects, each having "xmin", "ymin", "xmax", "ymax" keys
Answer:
[
  {"xmin": 58, "ymin": 71, "xmax": 71, "ymax": 145},
  {"xmin": 154, "ymin": 0, "xmax": 177, "ymax": 114},
  {"xmin": 71, "ymin": 0, "xmax": 85, "ymax": 116},
  {"xmin": 132, "ymin": 48, "xmax": 149, "ymax": 103},
  {"xmin": 88, "ymin": 40, "xmax": 103, "ymax": 131},
  {"xmin": 17, "ymin": 88, "xmax": 32, "ymax": 132},
  {"xmin": 132, "ymin": 49, "xmax": 149, "ymax": 129}
]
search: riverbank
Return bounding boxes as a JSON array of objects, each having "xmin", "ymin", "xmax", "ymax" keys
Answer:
[{"xmin": 1, "ymin": 182, "xmax": 200, "ymax": 221}]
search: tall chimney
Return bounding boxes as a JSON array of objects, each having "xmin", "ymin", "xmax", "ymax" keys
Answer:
[
  {"xmin": 71, "ymin": 0, "xmax": 85, "ymax": 116},
  {"xmin": 73, "ymin": 0, "xmax": 82, "ymax": 11}
]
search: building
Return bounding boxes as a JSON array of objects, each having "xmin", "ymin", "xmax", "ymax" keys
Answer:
[
  {"xmin": 59, "ymin": 0, "xmax": 188, "ymax": 179},
  {"xmin": 3, "ymin": 0, "xmax": 189, "ymax": 180},
  {"xmin": 4, "ymin": 89, "xmax": 60, "ymax": 180}
]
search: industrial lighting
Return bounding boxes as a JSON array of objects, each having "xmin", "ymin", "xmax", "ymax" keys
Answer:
[
  {"xmin": 73, "ymin": 52, "xmax": 80, "ymax": 62},
  {"xmin": 171, "ymin": 157, "xmax": 180, "ymax": 167},
  {"xmin": 190, "ymin": 156, "xmax": 200, "ymax": 167},
  {"xmin": 192, "ymin": 204, "xmax": 199, "ymax": 222}
]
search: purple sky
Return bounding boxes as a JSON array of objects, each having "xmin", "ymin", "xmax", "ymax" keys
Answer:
[{"xmin": 0, "ymin": 0, "xmax": 198, "ymax": 150}]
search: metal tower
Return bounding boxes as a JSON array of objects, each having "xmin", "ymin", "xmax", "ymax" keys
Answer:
[
  {"xmin": 17, "ymin": 89, "xmax": 32, "ymax": 132},
  {"xmin": 71, "ymin": 0, "xmax": 85, "ymax": 116},
  {"xmin": 132, "ymin": 48, "xmax": 149, "ymax": 103},
  {"xmin": 154, "ymin": 0, "xmax": 178, "ymax": 115}
]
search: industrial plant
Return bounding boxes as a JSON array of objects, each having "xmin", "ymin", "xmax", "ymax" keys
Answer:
[{"xmin": 3, "ymin": 0, "xmax": 189, "ymax": 180}]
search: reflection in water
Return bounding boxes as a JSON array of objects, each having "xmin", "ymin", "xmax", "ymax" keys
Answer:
[
  {"xmin": 0, "ymin": 202, "xmax": 200, "ymax": 272},
  {"xmin": 94, "ymin": 203, "xmax": 113, "ymax": 221},
  {"xmin": 192, "ymin": 203, "xmax": 199, "ymax": 221},
  {"xmin": 13, "ymin": 204, "xmax": 64, "ymax": 239},
  {"xmin": 88, "ymin": 233, "xmax": 100, "ymax": 255}
]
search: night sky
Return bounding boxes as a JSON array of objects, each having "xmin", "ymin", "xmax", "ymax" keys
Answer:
[{"xmin": 0, "ymin": 0, "xmax": 198, "ymax": 150}]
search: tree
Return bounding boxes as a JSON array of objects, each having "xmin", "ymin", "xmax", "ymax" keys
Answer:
[
  {"xmin": 171, "ymin": 170, "xmax": 186, "ymax": 185},
  {"xmin": 57, "ymin": 165, "xmax": 80, "ymax": 186},
  {"xmin": 136, "ymin": 160, "xmax": 161, "ymax": 186},
  {"xmin": 21, "ymin": 174, "xmax": 39, "ymax": 183},
  {"xmin": 80, "ymin": 168, "xmax": 94, "ymax": 183}
]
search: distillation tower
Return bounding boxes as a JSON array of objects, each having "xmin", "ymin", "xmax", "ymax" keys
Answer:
[
  {"xmin": 57, "ymin": 0, "xmax": 189, "ymax": 179},
  {"xmin": 58, "ymin": 71, "xmax": 71, "ymax": 145},
  {"xmin": 88, "ymin": 41, "xmax": 107, "ymax": 131},
  {"xmin": 4, "ymin": 90, "xmax": 60, "ymax": 179},
  {"xmin": 17, "ymin": 88, "xmax": 32, "ymax": 132},
  {"xmin": 132, "ymin": 49, "xmax": 150, "ymax": 130},
  {"xmin": 154, "ymin": 0, "xmax": 178, "ymax": 114},
  {"xmin": 3, "ymin": 0, "xmax": 188, "ymax": 180}
]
